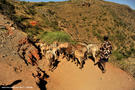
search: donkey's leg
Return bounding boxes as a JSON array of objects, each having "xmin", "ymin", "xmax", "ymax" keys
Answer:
[
  {"xmin": 66, "ymin": 54, "xmax": 70, "ymax": 61},
  {"xmin": 74, "ymin": 57, "xmax": 79, "ymax": 66},
  {"xmin": 79, "ymin": 58, "xmax": 85, "ymax": 69},
  {"xmin": 92, "ymin": 51, "xmax": 97, "ymax": 63}
]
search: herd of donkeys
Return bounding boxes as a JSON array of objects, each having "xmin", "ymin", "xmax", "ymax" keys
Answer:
[{"xmin": 35, "ymin": 41, "xmax": 100, "ymax": 71}]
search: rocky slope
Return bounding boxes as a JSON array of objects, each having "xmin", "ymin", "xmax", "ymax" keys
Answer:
[{"xmin": 0, "ymin": 13, "xmax": 44, "ymax": 90}]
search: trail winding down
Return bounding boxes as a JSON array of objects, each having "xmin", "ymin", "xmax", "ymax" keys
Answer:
[
  {"xmin": 0, "ymin": 58, "xmax": 135, "ymax": 90},
  {"xmin": 46, "ymin": 59, "xmax": 135, "ymax": 90}
]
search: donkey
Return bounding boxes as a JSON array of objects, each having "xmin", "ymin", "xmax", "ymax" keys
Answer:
[
  {"xmin": 45, "ymin": 42, "xmax": 60, "ymax": 71},
  {"xmin": 35, "ymin": 42, "xmax": 46, "ymax": 56},
  {"xmin": 73, "ymin": 44, "xmax": 88, "ymax": 69},
  {"xmin": 45, "ymin": 50, "xmax": 56, "ymax": 71},
  {"xmin": 78, "ymin": 42, "xmax": 101, "ymax": 63},
  {"xmin": 86, "ymin": 43, "xmax": 101, "ymax": 63}
]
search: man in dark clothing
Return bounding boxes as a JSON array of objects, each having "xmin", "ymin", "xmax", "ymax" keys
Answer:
[{"xmin": 95, "ymin": 36, "xmax": 112, "ymax": 73}]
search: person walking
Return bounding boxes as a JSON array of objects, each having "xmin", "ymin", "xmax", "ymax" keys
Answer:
[{"xmin": 95, "ymin": 36, "xmax": 112, "ymax": 73}]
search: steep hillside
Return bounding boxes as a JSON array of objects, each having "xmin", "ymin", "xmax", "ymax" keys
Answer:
[{"xmin": 0, "ymin": 0, "xmax": 135, "ymax": 77}]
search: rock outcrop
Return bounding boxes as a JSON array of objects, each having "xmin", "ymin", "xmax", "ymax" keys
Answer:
[{"xmin": 0, "ymin": 14, "xmax": 40, "ymax": 66}]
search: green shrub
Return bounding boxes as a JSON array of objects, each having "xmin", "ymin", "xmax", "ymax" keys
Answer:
[
  {"xmin": 26, "ymin": 6, "xmax": 36, "ymax": 15},
  {"xmin": 92, "ymin": 30, "xmax": 102, "ymax": 41},
  {"xmin": 47, "ymin": 9, "xmax": 55, "ymax": 15},
  {"xmin": 13, "ymin": 15, "xmax": 29, "ymax": 23},
  {"xmin": 20, "ymin": 1, "xmax": 27, "ymax": 5},
  {"xmin": 131, "ymin": 35, "xmax": 135, "ymax": 40},
  {"xmin": 0, "ymin": 0, "xmax": 15, "ymax": 15},
  {"xmin": 112, "ymin": 50, "xmax": 126, "ymax": 60},
  {"xmin": 32, "ymin": 2, "xmax": 46, "ymax": 7},
  {"xmin": 115, "ymin": 31, "xmax": 126, "ymax": 42},
  {"xmin": 118, "ymin": 61, "xmax": 128, "ymax": 71},
  {"xmin": 50, "ymin": 21, "xmax": 61, "ymax": 31},
  {"xmin": 48, "ymin": 1, "xmax": 55, "ymax": 3},
  {"xmin": 38, "ymin": 31, "xmax": 74, "ymax": 44},
  {"xmin": 82, "ymin": 16, "xmax": 87, "ymax": 21}
]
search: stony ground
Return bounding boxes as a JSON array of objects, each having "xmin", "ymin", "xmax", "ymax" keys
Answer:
[{"xmin": 0, "ymin": 13, "xmax": 40, "ymax": 90}]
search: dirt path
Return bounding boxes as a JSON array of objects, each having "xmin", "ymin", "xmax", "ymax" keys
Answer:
[
  {"xmin": 0, "ymin": 62, "xmax": 39, "ymax": 90},
  {"xmin": 46, "ymin": 59, "xmax": 135, "ymax": 90},
  {"xmin": 0, "ymin": 58, "xmax": 135, "ymax": 90}
]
